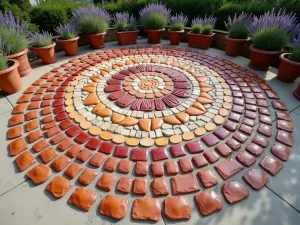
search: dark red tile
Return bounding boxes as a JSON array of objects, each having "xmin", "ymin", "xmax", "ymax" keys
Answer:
[
  {"xmin": 275, "ymin": 111, "xmax": 291, "ymax": 121},
  {"xmin": 201, "ymin": 134, "xmax": 219, "ymax": 147},
  {"xmin": 242, "ymin": 118, "xmax": 255, "ymax": 127},
  {"xmin": 66, "ymin": 125, "xmax": 81, "ymax": 137},
  {"xmin": 276, "ymin": 130, "xmax": 294, "ymax": 147},
  {"xmin": 260, "ymin": 155, "xmax": 283, "ymax": 176},
  {"xmin": 214, "ymin": 158, "xmax": 243, "ymax": 180},
  {"xmin": 131, "ymin": 148, "xmax": 148, "ymax": 161},
  {"xmin": 246, "ymin": 143, "xmax": 263, "ymax": 156},
  {"xmin": 170, "ymin": 144, "xmax": 186, "ymax": 158},
  {"xmin": 59, "ymin": 119, "xmax": 73, "ymax": 130},
  {"xmin": 243, "ymin": 168, "xmax": 269, "ymax": 190},
  {"xmin": 252, "ymin": 135, "xmax": 269, "ymax": 147},
  {"xmin": 228, "ymin": 112, "xmax": 242, "ymax": 122},
  {"xmin": 114, "ymin": 146, "xmax": 130, "ymax": 158},
  {"xmin": 272, "ymin": 101, "xmax": 287, "ymax": 111},
  {"xmin": 151, "ymin": 147, "xmax": 168, "ymax": 161},
  {"xmin": 192, "ymin": 154, "xmax": 208, "ymax": 168},
  {"xmin": 204, "ymin": 149, "xmax": 220, "ymax": 163},
  {"xmin": 185, "ymin": 141, "xmax": 204, "ymax": 154},
  {"xmin": 215, "ymin": 143, "xmax": 232, "ymax": 157},
  {"xmin": 213, "ymin": 127, "xmax": 230, "ymax": 140},
  {"xmin": 226, "ymin": 138, "xmax": 241, "ymax": 151},
  {"xmin": 276, "ymin": 120, "xmax": 293, "ymax": 132},
  {"xmin": 236, "ymin": 151, "xmax": 256, "ymax": 166},
  {"xmin": 233, "ymin": 132, "xmax": 248, "ymax": 143},
  {"xmin": 239, "ymin": 124, "xmax": 253, "ymax": 135},
  {"xmin": 259, "ymin": 115, "xmax": 272, "ymax": 125},
  {"xmin": 258, "ymin": 124, "xmax": 273, "ymax": 137},
  {"xmin": 223, "ymin": 120, "xmax": 239, "ymax": 132},
  {"xmin": 271, "ymin": 142, "xmax": 291, "ymax": 161},
  {"xmin": 98, "ymin": 142, "xmax": 115, "ymax": 154},
  {"xmin": 85, "ymin": 137, "xmax": 102, "ymax": 150},
  {"xmin": 74, "ymin": 132, "xmax": 91, "ymax": 144}
]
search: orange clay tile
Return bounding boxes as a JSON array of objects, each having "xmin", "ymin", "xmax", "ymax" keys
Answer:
[
  {"xmin": 164, "ymin": 196, "xmax": 191, "ymax": 220},
  {"xmin": 64, "ymin": 163, "xmax": 83, "ymax": 179},
  {"xmin": 25, "ymin": 120, "xmax": 39, "ymax": 132},
  {"xmin": 97, "ymin": 173, "xmax": 117, "ymax": 191},
  {"xmin": 47, "ymin": 176, "xmax": 73, "ymax": 198},
  {"xmin": 38, "ymin": 147, "xmax": 58, "ymax": 164},
  {"xmin": 116, "ymin": 177, "xmax": 133, "ymax": 194},
  {"xmin": 152, "ymin": 177, "xmax": 169, "ymax": 196},
  {"xmin": 9, "ymin": 138, "xmax": 28, "ymax": 156},
  {"xmin": 77, "ymin": 168, "xmax": 97, "ymax": 186},
  {"xmin": 69, "ymin": 187, "xmax": 97, "ymax": 211},
  {"xmin": 164, "ymin": 116, "xmax": 181, "ymax": 125},
  {"xmin": 9, "ymin": 114, "xmax": 25, "ymax": 127},
  {"xmin": 139, "ymin": 119, "xmax": 151, "ymax": 131},
  {"xmin": 15, "ymin": 151, "xmax": 36, "ymax": 171},
  {"xmin": 26, "ymin": 164, "xmax": 52, "ymax": 185},
  {"xmin": 133, "ymin": 178, "xmax": 148, "ymax": 195},
  {"xmin": 7, "ymin": 126, "xmax": 23, "ymax": 139},
  {"xmin": 27, "ymin": 130, "xmax": 43, "ymax": 143},
  {"xmin": 119, "ymin": 117, "xmax": 138, "ymax": 126},
  {"xmin": 132, "ymin": 197, "xmax": 161, "ymax": 222},
  {"xmin": 99, "ymin": 195, "xmax": 128, "ymax": 220},
  {"xmin": 51, "ymin": 155, "xmax": 71, "ymax": 172}
]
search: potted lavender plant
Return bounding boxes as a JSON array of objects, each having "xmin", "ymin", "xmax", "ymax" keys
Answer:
[
  {"xmin": 140, "ymin": 3, "xmax": 171, "ymax": 44},
  {"xmin": 248, "ymin": 9, "xmax": 300, "ymax": 71},
  {"xmin": 29, "ymin": 31, "xmax": 56, "ymax": 64},
  {"xmin": 0, "ymin": 38, "xmax": 22, "ymax": 94},
  {"xmin": 168, "ymin": 13, "xmax": 188, "ymax": 45},
  {"xmin": 277, "ymin": 35, "xmax": 300, "ymax": 83},
  {"xmin": 55, "ymin": 23, "xmax": 79, "ymax": 56},
  {"xmin": 0, "ymin": 11, "xmax": 31, "ymax": 77},
  {"xmin": 225, "ymin": 13, "xmax": 252, "ymax": 56},
  {"xmin": 71, "ymin": 6, "xmax": 110, "ymax": 49},
  {"xmin": 188, "ymin": 16, "xmax": 217, "ymax": 50},
  {"xmin": 113, "ymin": 12, "xmax": 138, "ymax": 45}
]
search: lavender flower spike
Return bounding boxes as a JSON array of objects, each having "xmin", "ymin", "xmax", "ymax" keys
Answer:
[
  {"xmin": 113, "ymin": 12, "xmax": 130, "ymax": 24},
  {"xmin": 139, "ymin": 3, "xmax": 171, "ymax": 22},
  {"xmin": 71, "ymin": 6, "xmax": 111, "ymax": 25},
  {"xmin": 170, "ymin": 13, "xmax": 188, "ymax": 26},
  {"xmin": 293, "ymin": 34, "xmax": 300, "ymax": 47},
  {"xmin": 0, "ymin": 11, "xmax": 28, "ymax": 34},
  {"xmin": 225, "ymin": 12, "xmax": 252, "ymax": 30},
  {"xmin": 192, "ymin": 15, "xmax": 217, "ymax": 28}
]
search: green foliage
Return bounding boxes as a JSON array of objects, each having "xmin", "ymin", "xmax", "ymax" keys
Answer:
[
  {"xmin": 0, "ymin": 28, "xmax": 29, "ymax": 54},
  {"xmin": 171, "ymin": 22, "xmax": 184, "ymax": 31},
  {"xmin": 127, "ymin": 23, "xmax": 137, "ymax": 31},
  {"xmin": 229, "ymin": 24, "xmax": 249, "ymax": 39},
  {"xmin": 0, "ymin": 56, "xmax": 7, "ymax": 70},
  {"xmin": 78, "ymin": 17, "xmax": 108, "ymax": 34},
  {"xmin": 142, "ymin": 13, "xmax": 167, "ymax": 30},
  {"xmin": 191, "ymin": 24, "xmax": 201, "ymax": 34},
  {"xmin": 252, "ymin": 27, "xmax": 290, "ymax": 51},
  {"xmin": 114, "ymin": 21, "xmax": 127, "ymax": 32},
  {"xmin": 289, "ymin": 47, "xmax": 300, "ymax": 63},
  {"xmin": 201, "ymin": 24, "xmax": 213, "ymax": 35}
]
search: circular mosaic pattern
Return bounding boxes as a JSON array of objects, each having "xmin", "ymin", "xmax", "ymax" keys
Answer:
[{"xmin": 7, "ymin": 46, "xmax": 294, "ymax": 222}]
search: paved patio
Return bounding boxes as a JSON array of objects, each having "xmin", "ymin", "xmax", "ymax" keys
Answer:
[{"xmin": 0, "ymin": 39, "xmax": 300, "ymax": 225}]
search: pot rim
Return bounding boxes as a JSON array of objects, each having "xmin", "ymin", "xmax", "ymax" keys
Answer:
[
  {"xmin": 145, "ymin": 29, "xmax": 165, "ymax": 32},
  {"xmin": 115, "ymin": 30, "xmax": 139, "ymax": 34},
  {"xmin": 8, "ymin": 48, "xmax": 28, "ymax": 58},
  {"xmin": 31, "ymin": 42, "xmax": 56, "ymax": 50},
  {"xmin": 225, "ymin": 35, "xmax": 250, "ymax": 42},
  {"xmin": 187, "ymin": 31, "xmax": 216, "ymax": 37},
  {"xmin": 87, "ymin": 32, "xmax": 107, "ymax": 37},
  {"xmin": 168, "ymin": 29, "xmax": 184, "ymax": 33},
  {"xmin": 250, "ymin": 45, "xmax": 283, "ymax": 55},
  {"xmin": 0, "ymin": 59, "xmax": 19, "ymax": 76},
  {"xmin": 280, "ymin": 53, "xmax": 300, "ymax": 66},
  {"xmin": 56, "ymin": 36, "xmax": 80, "ymax": 43}
]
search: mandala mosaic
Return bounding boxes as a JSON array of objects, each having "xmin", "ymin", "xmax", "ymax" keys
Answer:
[{"xmin": 7, "ymin": 46, "xmax": 294, "ymax": 221}]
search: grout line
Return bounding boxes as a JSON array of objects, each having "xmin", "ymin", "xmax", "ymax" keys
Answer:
[
  {"xmin": 0, "ymin": 179, "xmax": 29, "ymax": 198},
  {"xmin": 266, "ymin": 186, "xmax": 300, "ymax": 214}
]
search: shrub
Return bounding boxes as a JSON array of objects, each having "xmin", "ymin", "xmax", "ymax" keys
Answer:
[
  {"xmin": 252, "ymin": 27, "xmax": 290, "ymax": 51},
  {"xmin": 29, "ymin": 31, "xmax": 53, "ymax": 47},
  {"xmin": 55, "ymin": 23, "xmax": 79, "ymax": 40},
  {"xmin": 170, "ymin": 13, "xmax": 188, "ymax": 31},
  {"xmin": 71, "ymin": 6, "xmax": 110, "ymax": 34},
  {"xmin": 228, "ymin": 25, "xmax": 249, "ymax": 39},
  {"xmin": 113, "ymin": 12, "xmax": 138, "ymax": 32},
  {"xmin": 0, "ymin": 38, "xmax": 8, "ymax": 70},
  {"xmin": 191, "ymin": 24, "xmax": 201, "ymax": 34},
  {"xmin": 140, "ymin": 3, "xmax": 171, "ymax": 30},
  {"xmin": 191, "ymin": 15, "xmax": 216, "ymax": 35},
  {"xmin": 225, "ymin": 13, "xmax": 252, "ymax": 39},
  {"xmin": 202, "ymin": 24, "xmax": 213, "ymax": 35},
  {"xmin": 290, "ymin": 35, "xmax": 300, "ymax": 63},
  {"xmin": 127, "ymin": 23, "xmax": 137, "ymax": 31}
]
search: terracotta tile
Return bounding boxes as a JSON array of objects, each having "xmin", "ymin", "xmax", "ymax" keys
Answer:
[
  {"xmin": 271, "ymin": 142, "xmax": 291, "ymax": 161},
  {"xmin": 198, "ymin": 169, "xmax": 218, "ymax": 188},
  {"xmin": 38, "ymin": 147, "xmax": 57, "ymax": 164},
  {"xmin": 9, "ymin": 114, "xmax": 25, "ymax": 127},
  {"xmin": 98, "ymin": 142, "xmax": 115, "ymax": 154},
  {"xmin": 15, "ymin": 151, "xmax": 36, "ymax": 171},
  {"xmin": 258, "ymin": 124, "xmax": 273, "ymax": 137},
  {"xmin": 165, "ymin": 160, "xmax": 179, "ymax": 175},
  {"xmin": 99, "ymin": 195, "xmax": 128, "ymax": 219},
  {"xmin": 69, "ymin": 187, "xmax": 97, "ymax": 211},
  {"xmin": 223, "ymin": 120, "xmax": 239, "ymax": 132},
  {"xmin": 179, "ymin": 157, "xmax": 194, "ymax": 173},
  {"xmin": 51, "ymin": 155, "xmax": 71, "ymax": 172},
  {"xmin": 66, "ymin": 125, "xmax": 81, "ymax": 137},
  {"xmin": 275, "ymin": 111, "xmax": 291, "ymax": 121},
  {"xmin": 66, "ymin": 144, "xmax": 83, "ymax": 158},
  {"xmin": 97, "ymin": 173, "xmax": 117, "ymax": 191},
  {"xmin": 245, "ymin": 143, "xmax": 263, "ymax": 156},
  {"xmin": 76, "ymin": 149, "xmax": 93, "ymax": 162},
  {"xmin": 116, "ymin": 177, "xmax": 133, "ymax": 194},
  {"xmin": 276, "ymin": 130, "xmax": 294, "ymax": 147},
  {"xmin": 89, "ymin": 152, "xmax": 106, "ymax": 168},
  {"xmin": 151, "ymin": 147, "xmax": 168, "ymax": 161},
  {"xmin": 133, "ymin": 178, "xmax": 148, "ymax": 195},
  {"xmin": 252, "ymin": 134, "xmax": 269, "ymax": 147},
  {"xmin": 151, "ymin": 162, "xmax": 164, "ymax": 177},
  {"xmin": 185, "ymin": 141, "xmax": 204, "ymax": 154},
  {"xmin": 164, "ymin": 196, "xmax": 191, "ymax": 220},
  {"xmin": 201, "ymin": 134, "xmax": 220, "ymax": 147},
  {"xmin": 9, "ymin": 138, "xmax": 28, "ymax": 156},
  {"xmin": 50, "ymin": 133, "xmax": 67, "ymax": 145},
  {"xmin": 204, "ymin": 149, "xmax": 220, "ymax": 163},
  {"xmin": 236, "ymin": 151, "xmax": 256, "ymax": 167},
  {"xmin": 42, "ymin": 115, "xmax": 54, "ymax": 124},
  {"xmin": 74, "ymin": 132, "xmax": 91, "ymax": 144},
  {"xmin": 233, "ymin": 132, "xmax": 248, "ymax": 143},
  {"xmin": 170, "ymin": 144, "xmax": 186, "ymax": 158},
  {"xmin": 57, "ymin": 138, "xmax": 74, "ymax": 151},
  {"xmin": 276, "ymin": 120, "xmax": 293, "ymax": 132},
  {"xmin": 135, "ymin": 161, "xmax": 148, "ymax": 176},
  {"xmin": 192, "ymin": 154, "xmax": 208, "ymax": 168},
  {"xmin": 27, "ymin": 130, "xmax": 43, "ymax": 143},
  {"xmin": 114, "ymin": 145, "xmax": 130, "ymax": 158},
  {"xmin": 12, "ymin": 103, "xmax": 27, "ymax": 114},
  {"xmin": 195, "ymin": 190, "xmax": 223, "ymax": 216},
  {"xmin": 27, "ymin": 164, "xmax": 52, "ymax": 184},
  {"xmin": 103, "ymin": 157, "xmax": 119, "ymax": 172},
  {"xmin": 215, "ymin": 143, "xmax": 232, "ymax": 157},
  {"xmin": 243, "ymin": 168, "xmax": 269, "ymax": 190},
  {"xmin": 131, "ymin": 148, "xmax": 148, "ymax": 161},
  {"xmin": 64, "ymin": 163, "xmax": 82, "ymax": 179},
  {"xmin": 215, "ymin": 158, "xmax": 243, "ymax": 180},
  {"xmin": 85, "ymin": 137, "xmax": 102, "ymax": 150},
  {"xmin": 259, "ymin": 115, "xmax": 272, "ymax": 125},
  {"xmin": 226, "ymin": 138, "xmax": 241, "ymax": 151},
  {"xmin": 7, "ymin": 126, "xmax": 22, "ymax": 139},
  {"xmin": 152, "ymin": 177, "xmax": 169, "ymax": 196},
  {"xmin": 43, "ymin": 121, "xmax": 56, "ymax": 130},
  {"xmin": 59, "ymin": 119, "xmax": 73, "ymax": 130},
  {"xmin": 171, "ymin": 174, "xmax": 200, "ymax": 195},
  {"xmin": 45, "ymin": 126, "xmax": 60, "ymax": 138},
  {"xmin": 132, "ymin": 197, "xmax": 161, "ymax": 221},
  {"xmin": 118, "ymin": 159, "xmax": 133, "ymax": 174},
  {"xmin": 222, "ymin": 181, "xmax": 249, "ymax": 204},
  {"xmin": 260, "ymin": 155, "xmax": 283, "ymax": 176},
  {"xmin": 47, "ymin": 176, "xmax": 73, "ymax": 198},
  {"xmin": 77, "ymin": 168, "xmax": 97, "ymax": 186}
]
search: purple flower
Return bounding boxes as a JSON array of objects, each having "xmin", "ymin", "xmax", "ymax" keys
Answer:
[
  {"xmin": 55, "ymin": 23, "xmax": 79, "ymax": 39},
  {"xmin": 225, "ymin": 12, "xmax": 252, "ymax": 30},
  {"xmin": 249, "ymin": 9, "xmax": 300, "ymax": 36},
  {"xmin": 170, "ymin": 13, "xmax": 188, "ymax": 26},
  {"xmin": 192, "ymin": 15, "xmax": 217, "ymax": 28},
  {"xmin": 0, "ymin": 11, "xmax": 28, "ymax": 34},
  {"xmin": 293, "ymin": 34, "xmax": 300, "ymax": 47},
  {"xmin": 113, "ymin": 12, "xmax": 130, "ymax": 24},
  {"xmin": 139, "ymin": 3, "xmax": 171, "ymax": 23},
  {"xmin": 28, "ymin": 31, "xmax": 53, "ymax": 47},
  {"xmin": 71, "ymin": 6, "xmax": 111, "ymax": 25}
]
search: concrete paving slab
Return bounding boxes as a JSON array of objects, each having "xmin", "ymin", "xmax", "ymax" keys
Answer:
[{"xmin": 0, "ymin": 93, "xmax": 13, "ymax": 115}]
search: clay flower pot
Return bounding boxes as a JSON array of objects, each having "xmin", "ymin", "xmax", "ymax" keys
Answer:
[
  {"xmin": 187, "ymin": 32, "xmax": 215, "ymax": 50},
  {"xmin": 146, "ymin": 29, "xmax": 164, "ymax": 44},
  {"xmin": 56, "ymin": 36, "xmax": 79, "ymax": 56},
  {"xmin": 31, "ymin": 43, "xmax": 56, "ymax": 64},
  {"xmin": 169, "ymin": 30, "xmax": 184, "ymax": 45},
  {"xmin": 225, "ymin": 36, "xmax": 250, "ymax": 57},
  {"xmin": 0, "ymin": 59, "xmax": 22, "ymax": 94},
  {"xmin": 249, "ymin": 45, "xmax": 283, "ymax": 71},
  {"xmin": 277, "ymin": 53, "xmax": 300, "ymax": 83},
  {"xmin": 293, "ymin": 83, "xmax": 300, "ymax": 100},
  {"xmin": 8, "ymin": 48, "xmax": 32, "ymax": 77},
  {"xmin": 116, "ymin": 31, "xmax": 138, "ymax": 45},
  {"xmin": 87, "ymin": 32, "xmax": 106, "ymax": 49}
]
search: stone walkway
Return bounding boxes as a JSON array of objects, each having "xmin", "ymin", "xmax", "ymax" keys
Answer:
[{"xmin": 0, "ymin": 39, "xmax": 300, "ymax": 225}]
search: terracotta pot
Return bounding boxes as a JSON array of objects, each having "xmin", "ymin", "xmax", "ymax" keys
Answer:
[
  {"xmin": 0, "ymin": 59, "xmax": 22, "ymax": 94},
  {"xmin": 249, "ymin": 45, "xmax": 283, "ymax": 71},
  {"xmin": 277, "ymin": 53, "xmax": 300, "ymax": 83},
  {"xmin": 146, "ymin": 29, "xmax": 164, "ymax": 44},
  {"xmin": 31, "ymin": 43, "xmax": 56, "ymax": 64},
  {"xmin": 8, "ymin": 48, "xmax": 32, "ymax": 77},
  {"xmin": 56, "ymin": 36, "xmax": 79, "ymax": 56},
  {"xmin": 169, "ymin": 30, "xmax": 184, "ymax": 45},
  {"xmin": 116, "ymin": 31, "xmax": 138, "ymax": 45},
  {"xmin": 225, "ymin": 36, "xmax": 250, "ymax": 57},
  {"xmin": 87, "ymin": 32, "xmax": 106, "ymax": 49},
  {"xmin": 187, "ymin": 32, "xmax": 215, "ymax": 50},
  {"xmin": 294, "ymin": 83, "xmax": 300, "ymax": 100}
]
